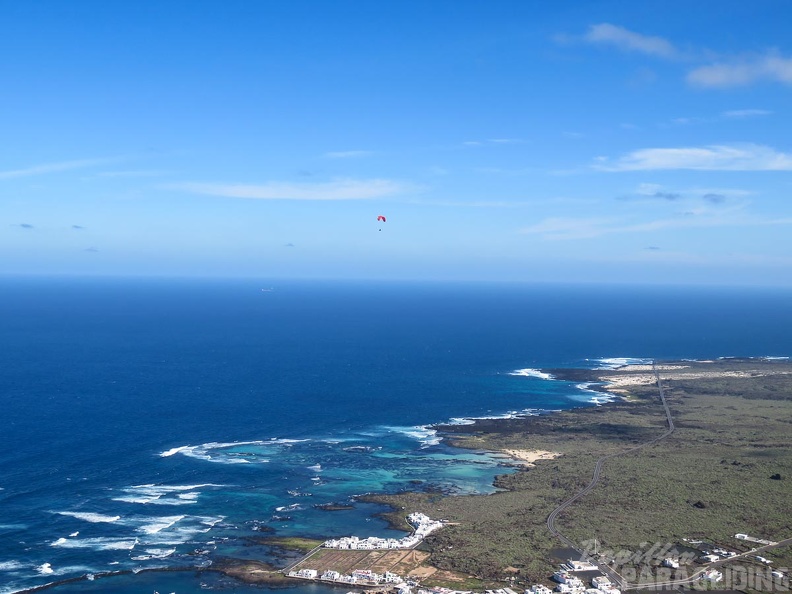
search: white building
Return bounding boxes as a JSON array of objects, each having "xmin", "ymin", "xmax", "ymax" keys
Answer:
[
  {"xmin": 527, "ymin": 586, "xmax": 553, "ymax": 594},
  {"xmin": 702, "ymin": 569, "xmax": 723, "ymax": 582},
  {"xmin": 591, "ymin": 576, "xmax": 610, "ymax": 589},
  {"xmin": 662, "ymin": 558, "xmax": 679, "ymax": 569},
  {"xmin": 323, "ymin": 513, "xmax": 444, "ymax": 550},
  {"xmin": 385, "ymin": 572, "xmax": 404, "ymax": 583},
  {"xmin": 552, "ymin": 572, "xmax": 572, "ymax": 584}
]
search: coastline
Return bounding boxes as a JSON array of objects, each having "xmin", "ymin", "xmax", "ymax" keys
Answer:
[
  {"xmin": 42, "ymin": 357, "xmax": 789, "ymax": 593},
  {"xmin": 351, "ymin": 358, "xmax": 792, "ymax": 587}
]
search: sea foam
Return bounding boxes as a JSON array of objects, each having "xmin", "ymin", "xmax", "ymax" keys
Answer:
[
  {"xmin": 591, "ymin": 357, "xmax": 653, "ymax": 369},
  {"xmin": 113, "ymin": 484, "xmax": 222, "ymax": 505},
  {"xmin": 55, "ymin": 511, "xmax": 120, "ymax": 523},
  {"xmin": 508, "ymin": 368, "xmax": 555, "ymax": 380},
  {"xmin": 385, "ymin": 425, "xmax": 441, "ymax": 447},
  {"xmin": 159, "ymin": 439, "xmax": 306, "ymax": 464},
  {"xmin": 136, "ymin": 515, "xmax": 185, "ymax": 535},
  {"xmin": 50, "ymin": 536, "xmax": 138, "ymax": 550},
  {"xmin": 573, "ymin": 383, "xmax": 616, "ymax": 405}
]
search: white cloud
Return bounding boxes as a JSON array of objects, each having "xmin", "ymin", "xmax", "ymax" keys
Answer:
[
  {"xmin": 597, "ymin": 143, "xmax": 792, "ymax": 171},
  {"xmin": 721, "ymin": 109, "xmax": 772, "ymax": 118},
  {"xmin": 463, "ymin": 139, "xmax": 524, "ymax": 147},
  {"xmin": 170, "ymin": 178, "xmax": 412, "ymax": 200},
  {"xmin": 322, "ymin": 150, "xmax": 373, "ymax": 159},
  {"xmin": 0, "ymin": 158, "xmax": 118, "ymax": 179},
  {"xmin": 94, "ymin": 170, "xmax": 168, "ymax": 178},
  {"xmin": 523, "ymin": 207, "xmax": 791, "ymax": 241},
  {"xmin": 583, "ymin": 23, "xmax": 677, "ymax": 59},
  {"xmin": 688, "ymin": 52, "xmax": 792, "ymax": 87},
  {"xmin": 521, "ymin": 217, "xmax": 620, "ymax": 240}
]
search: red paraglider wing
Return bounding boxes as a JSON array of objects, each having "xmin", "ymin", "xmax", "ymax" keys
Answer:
[{"xmin": 377, "ymin": 215, "xmax": 386, "ymax": 222}]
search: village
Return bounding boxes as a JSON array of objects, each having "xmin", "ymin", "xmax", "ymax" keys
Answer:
[
  {"xmin": 286, "ymin": 515, "xmax": 789, "ymax": 594},
  {"xmin": 321, "ymin": 513, "xmax": 446, "ymax": 551}
]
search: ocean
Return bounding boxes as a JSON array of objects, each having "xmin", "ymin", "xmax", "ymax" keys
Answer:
[{"xmin": 1, "ymin": 277, "xmax": 791, "ymax": 594}]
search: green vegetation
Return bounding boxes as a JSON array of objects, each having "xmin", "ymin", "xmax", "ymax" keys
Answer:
[
  {"xmin": 368, "ymin": 360, "xmax": 792, "ymax": 586},
  {"xmin": 251, "ymin": 536, "xmax": 324, "ymax": 553},
  {"xmin": 227, "ymin": 359, "xmax": 791, "ymax": 591}
]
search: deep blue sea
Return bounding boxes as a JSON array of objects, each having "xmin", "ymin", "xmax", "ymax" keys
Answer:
[{"xmin": 1, "ymin": 277, "xmax": 791, "ymax": 594}]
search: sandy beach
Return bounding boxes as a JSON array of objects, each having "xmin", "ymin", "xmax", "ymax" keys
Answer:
[
  {"xmin": 597, "ymin": 362, "xmax": 792, "ymax": 394},
  {"xmin": 502, "ymin": 449, "xmax": 562, "ymax": 466}
]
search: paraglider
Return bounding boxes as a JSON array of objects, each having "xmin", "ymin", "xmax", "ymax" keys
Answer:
[{"xmin": 377, "ymin": 215, "xmax": 386, "ymax": 231}]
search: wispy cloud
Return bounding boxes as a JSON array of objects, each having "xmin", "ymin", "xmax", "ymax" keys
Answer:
[
  {"xmin": 663, "ymin": 109, "xmax": 771, "ymax": 127},
  {"xmin": 596, "ymin": 143, "xmax": 792, "ymax": 171},
  {"xmin": 523, "ymin": 208, "xmax": 792, "ymax": 241},
  {"xmin": 569, "ymin": 25, "xmax": 791, "ymax": 90},
  {"xmin": 688, "ymin": 51, "xmax": 792, "ymax": 87},
  {"xmin": 627, "ymin": 183, "xmax": 751, "ymax": 204},
  {"xmin": 521, "ymin": 216, "xmax": 620, "ymax": 240},
  {"xmin": 0, "ymin": 158, "xmax": 119, "ymax": 180},
  {"xmin": 635, "ymin": 183, "xmax": 681, "ymax": 201},
  {"xmin": 463, "ymin": 138, "xmax": 524, "ymax": 147},
  {"xmin": 721, "ymin": 109, "xmax": 772, "ymax": 118},
  {"xmin": 170, "ymin": 178, "xmax": 413, "ymax": 200},
  {"xmin": 582, "ymin": 23, "xmax": 678, "ymax": 59},
  {"xmin": 322, "ymin": 150, "xmax": 373, "ymax": 159},
  {"xmin": 94, "ymin": 170, "xmax": 168, "ymax": 178}
]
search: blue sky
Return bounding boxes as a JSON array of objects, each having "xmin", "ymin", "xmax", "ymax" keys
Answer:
[{"xmin": 2, "ymin": 0, "xmax": 791, "ymax": 285}]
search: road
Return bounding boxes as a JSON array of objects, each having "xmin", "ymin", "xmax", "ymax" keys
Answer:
[{"xmin": 545, "ymin": 361, "xmax": 676, "ymax": 589}]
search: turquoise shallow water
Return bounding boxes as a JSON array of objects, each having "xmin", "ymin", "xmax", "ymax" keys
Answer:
[{"xmin": 1, "ymin": 277, "xmax": 791, "ymax": 593}]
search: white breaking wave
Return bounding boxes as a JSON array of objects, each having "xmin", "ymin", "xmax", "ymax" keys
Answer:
[
  {"xmin": 131, "ymin": 547, "xmax": 177, "ymax": 561},
  {"xmin": 145, "ymin": 547, "xmax": 176, "ymax": 557},
  {"xmin": 508, "ymin": 368, "xmax": 554, "ymax": 380},
  {"xmin": 51, "ymin": 536, "xmax": 139, "ymax": 550},
  {"xmin": 159, "ymin": 439, "xmax": 306, "ymax": 464},
  {"xmin": 55, "ymin": 511, "xmax": 121, "ymax": 523},
  {"xmin": 134, "ymin": 515, "xmax": 224, "ymax": 547},
  {"xmin": 37, "ymin": 563, "xmax": 54, "ymax": 575},
  {"xmin": 113, "ymin": 483, "xmax": 222, "ymax": 505},
  {"xmin": 591, "ymin": 357, "xmax": 653, "ymax": 369},
  {"xmin": 439, "ymin": 409, "xmax": 540, "ymax": 427},
  {"xmin": 0, "ymin": 560, "xmax": 25, "ymax": 571},
  {"xmin": 275, "ymin": 504, "xmax": 303, "ymax": 512},
  {"xmin": 159, "ymin": 445, "xmax": 194, "ymax": 458},
  {"xmin": 445, "ymin": 417, "xmax": 477, "ymax": 426},
  {"xmin": 574, "ymin": 383, "xmax": 616, "ymax": 405},
  {"xmin": 385, "ymin": 425, "xmax": 440, "ymax": 447},
  {"xmin": 136, "ymin": 515, "xmax": 185, "ymax": 534}
]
